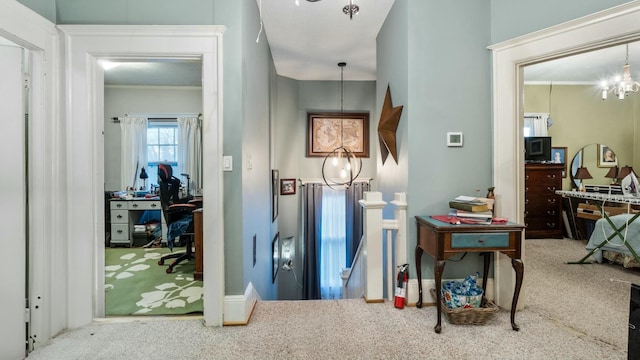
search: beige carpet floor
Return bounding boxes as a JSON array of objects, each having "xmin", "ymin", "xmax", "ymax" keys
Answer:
[{"xmin": 27, "ymin": 239, "xmax": 639, "ymax": 359}]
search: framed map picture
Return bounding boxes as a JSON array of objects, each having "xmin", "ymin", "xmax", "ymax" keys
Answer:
[{"xmin": 306, "ymin": 112, "xmax": 369, "ymax": 158}]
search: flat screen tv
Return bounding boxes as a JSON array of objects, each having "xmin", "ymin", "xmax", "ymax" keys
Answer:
[{"xmin": 524, "ymin": 136, "xmax": 551, "ymax": 162}]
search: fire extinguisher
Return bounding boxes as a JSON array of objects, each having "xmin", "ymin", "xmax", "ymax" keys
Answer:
[{"xmin": 394, "ymin": 264, "xmax": 409, "ymax": 309}]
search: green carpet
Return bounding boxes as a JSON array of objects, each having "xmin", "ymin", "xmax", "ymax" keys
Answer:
[{"xmin": 105, "ymin": 247, "xmax": 203, "ymax": 316}]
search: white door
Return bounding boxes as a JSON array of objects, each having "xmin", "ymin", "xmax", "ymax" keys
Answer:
[{"xmin": 0, "ymin": 44, "xmax": 27, "ymax": 359}]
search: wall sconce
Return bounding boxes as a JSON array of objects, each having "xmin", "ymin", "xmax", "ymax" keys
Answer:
[{"xmin": 281, "ymin": 236, "xmax": 294, "ymax": 271}]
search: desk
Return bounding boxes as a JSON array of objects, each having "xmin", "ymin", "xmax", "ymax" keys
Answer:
[
  {"xmin": 556, "ymin": 190, "xmax": 640, "ymax": 264},
  {"xmin": 110, "ymin": 198, "xmax": 166, "ymax": 247},
  {"xmin": 193, "ymin": 208, "xmax": 203, "ymax": 280},
  {"xmin": 415, "ymin": 215, "xmax": 524, "ymax": 333}
]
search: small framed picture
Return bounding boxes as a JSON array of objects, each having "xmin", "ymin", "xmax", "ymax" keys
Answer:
[
  {"xmin": 280, "ymin": 178, "xmax": 296, "ymax": 195},
  {"xmin": 597, "ymin": 144, "xmax": 618, "ymax": 167},
  {"xmin": 551, "ymin": 147, "xmax": 567, "ymax": 177},
  {"xmin": 447, "ymin": 132, "xmax": 463, "ymax": 147}
]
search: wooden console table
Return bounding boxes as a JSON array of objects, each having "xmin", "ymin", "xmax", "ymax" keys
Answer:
[{"xmin": 415, "ymin": 216, "xmax": 525, "ymax": 333}]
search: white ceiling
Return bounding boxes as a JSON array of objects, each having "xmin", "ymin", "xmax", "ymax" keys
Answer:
[
  {"xmin": 102, "ymin": 2, "xmax": 640, "ymax": 87},
  {"xmin": 524, "ymin": 41, "xmax": 640, "ymax": 85}
]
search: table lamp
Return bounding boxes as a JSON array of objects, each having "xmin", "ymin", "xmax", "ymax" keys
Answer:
[
  {"xmin": 574, "ymin": 166, "xmax": 592, "ymax": 192},
  {"xmin": 139, "ymin": 167, "xmax": 148, "ymax": 190},
  {"xmin": 604, "ymin": 166, "xmax": 619, "ymax": 184},
  {"xmin": 617, "ymin": 165, "xmax": 637, "ymax": 180}
]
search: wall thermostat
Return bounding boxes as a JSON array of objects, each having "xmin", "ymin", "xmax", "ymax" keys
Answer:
[{"xmin": 447, "ymin": 132, "xmax": 463, "ymax": 147}]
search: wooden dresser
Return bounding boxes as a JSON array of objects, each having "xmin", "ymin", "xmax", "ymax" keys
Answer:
[{"xmin": 524, "ymin": 163, "xmax": 564, "ymax": 238}]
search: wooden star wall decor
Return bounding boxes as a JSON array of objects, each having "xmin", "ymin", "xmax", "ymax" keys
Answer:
[{"xmin": 377, "ymin": 85, "xmax": 403, "ymax": 164}]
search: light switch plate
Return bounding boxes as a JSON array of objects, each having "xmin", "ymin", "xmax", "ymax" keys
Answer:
[{"xmin": 223, "ymin": 155, "xmax": 233, "ymax": 171}]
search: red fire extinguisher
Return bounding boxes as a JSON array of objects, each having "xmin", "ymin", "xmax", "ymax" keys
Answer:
[{"xmin": 394, "ymin": 264, "xmax": 409, "ymax": 309}]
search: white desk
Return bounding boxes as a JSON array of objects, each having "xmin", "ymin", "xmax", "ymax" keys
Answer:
[{"xmin": 109, "ymin": 198, "xmax": 166, "ymax": 247}]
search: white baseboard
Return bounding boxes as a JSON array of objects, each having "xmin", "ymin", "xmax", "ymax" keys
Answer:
[
  {"xmin": 406, "ymin": 278, "xmax": 495, "ymax": 306},
  {"xmin": 223, "ymin": 282, "xmax": 259, "ymax": 326}
]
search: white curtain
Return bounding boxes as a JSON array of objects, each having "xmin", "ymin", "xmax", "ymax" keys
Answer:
[
  {"xmin": 320, "ymin": 188, "xmax": 346, "ymax": 299},
  {"xmin": 524, "ymin": 113, "xmax": 549, "ymax": 137},
  {"xmin": 177, "ymin": 116, "xmax": 202, "ymax": 195},
  {"xmin": 120, "ymin": 116, "xmax": 148, "ymax": 190}
]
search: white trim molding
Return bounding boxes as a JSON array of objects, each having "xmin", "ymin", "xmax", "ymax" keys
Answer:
[
  {"xmin": 223, "ymin": 282, "xmax": 260, "ymax": 326},
  {"xmin": 57, "ymin": 24, "xmax": 226, "ymax": 327}
]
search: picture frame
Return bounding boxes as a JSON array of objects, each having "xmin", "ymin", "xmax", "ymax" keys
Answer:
[
  {"xmin": 280, "ymin": 178, "xmax": 296, "ymax": 195},
  {"xmin": 597, "ymin": 144, "xmax": 618, "ymax": 167},
  {"xmin": 446, "ymin": 132, "xmax": 463, "ymax": 147},
  {"xmin": 306, "ymin": 112, "xmax": 370, "ymax": 158},
  {"xmin": 271, "ymin": 169, "xmax": 279, "ymax": 222},
  {"xmin": 272, "ymin": 232, "xmax": 280, "ymax": 283},
  {"xmin": 551, "ymin": 146, "xmax": 568, "ymax": 177}
]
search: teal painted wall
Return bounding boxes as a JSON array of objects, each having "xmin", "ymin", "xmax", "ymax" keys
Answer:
[
  {"xmin": 17, "ymin": 0, "xmax": 56, "ymax": 23},
  {"xmin": 377, "ymin": 0, "xmax": 493, "ymax": 280},
  {"xmin": 54, "ymin": 0, "xmax": 215, "ymax": 24},
  {"xmin": 490, "ymin": 0, "xmax": 632, "ymax": 44}
]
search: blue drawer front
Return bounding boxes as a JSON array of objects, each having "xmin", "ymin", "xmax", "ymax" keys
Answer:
[{"xmin": 451, "ymin": 233, "xmax": 509, "ymax": 248}]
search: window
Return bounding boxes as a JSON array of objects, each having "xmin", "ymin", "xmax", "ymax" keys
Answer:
[
  {"xmin": 319, "ymin": 188, "xmax": 346, "ymax": 299},
  {"xmin": 146, "ymin": 120, "xmax": 178, "ymax": 180}
]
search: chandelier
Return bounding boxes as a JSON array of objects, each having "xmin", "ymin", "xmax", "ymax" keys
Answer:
[
  {"xmin": 601, "ymin": 43, "xmax": 640, "ymax": 100},
  {"xmin": 322, "ymin": 62, "xmax": 362, "ymax": 190}
]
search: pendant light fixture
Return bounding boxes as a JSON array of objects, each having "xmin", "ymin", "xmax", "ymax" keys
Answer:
[
  {"xmin": 601, "ymin": 43, "xmax": 640, "ymax": 100},
  {"xmin": 322, "ymin": 62, "xmax": 362, "ymax": 190}
]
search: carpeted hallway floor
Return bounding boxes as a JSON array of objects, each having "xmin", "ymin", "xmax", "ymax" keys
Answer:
[{"xmin": 27, "ymin": 239, "xmax": 639, "ymax": 359}]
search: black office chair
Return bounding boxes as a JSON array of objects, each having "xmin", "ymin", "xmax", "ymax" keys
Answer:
[{"xmin": 156, "ymin": 163, "xmax": 200, "ymax": 274}]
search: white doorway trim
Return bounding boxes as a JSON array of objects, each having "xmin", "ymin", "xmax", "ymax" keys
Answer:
[
  {"xmin": 0, "ymin": 0, "xmax": 59, "ymax": 352},
  {"xmin": 489, "ymin": 1, "xmax": 640, "ymax": 309},
  {"xmin": 58, "ymin": 25, "xmax": 226, "ymax": 327}
]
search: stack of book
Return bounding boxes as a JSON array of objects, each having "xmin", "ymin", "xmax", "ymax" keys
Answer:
[{"xmin": 449, "ymin": 195, "xmax": 494, "ymax": 224}]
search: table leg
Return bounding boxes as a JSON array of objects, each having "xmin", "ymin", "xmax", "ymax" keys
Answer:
[
  {"xmin": 481, "ymin": 252, "xmax": 491, "ymax": 294},
  {"xmin": 434, "ymin": 259, "xmax": 446, "ymax": 334},
  {"xmin": 415, "ymin": 245, "xmax": 424, "ymax": 308},
  {"xmin": 510, "ymin": 258, "xmax": 524, "ymax": 331}
]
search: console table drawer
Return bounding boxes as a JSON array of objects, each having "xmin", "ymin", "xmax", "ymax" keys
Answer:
[{"xmin": 451, "ymin": 233, "xmax": 509, "ymax": 249}]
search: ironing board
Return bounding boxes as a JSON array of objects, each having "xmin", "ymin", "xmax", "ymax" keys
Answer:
[{"xmin": 556, "ymin": 190, "xmax": 640, "ymax": 264}]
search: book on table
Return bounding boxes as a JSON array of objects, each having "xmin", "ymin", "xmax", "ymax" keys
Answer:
[
  {"xmin": 449, "ymin": 201, "xmax": 489, "ymax": 212},
  {"xmin": 449, "ymin": 195, "xmax": 493, "ymax": 212},
  {"xmin": 449, "ymin": 209, "xmax": 493, "ymax": 219}
]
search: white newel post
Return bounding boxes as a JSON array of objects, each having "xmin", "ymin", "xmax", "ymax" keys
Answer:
[
  {"xmin": 391, "ymin": 193, "xmax": 408, "ymax": 272},
  {"xmin": 359, "ymin": 191, "xmax": 387, "ymax": 302}
]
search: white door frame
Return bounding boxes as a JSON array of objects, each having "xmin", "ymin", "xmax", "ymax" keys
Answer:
[
  {"xmin": 489, "ymin": 1, "xmax": 640, "ymax": 309},
  {"xmin": 0, "ymin": 0, "xmax": 59, "ymax": 352},
  {"xmin": 58, "ymin": 25, "xmax": 226, "ymax": 327}
]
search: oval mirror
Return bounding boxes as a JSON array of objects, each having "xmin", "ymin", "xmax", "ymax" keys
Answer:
[{"xmin": 569, "ymin": 143, "xmax": 618, "ymax": 188}]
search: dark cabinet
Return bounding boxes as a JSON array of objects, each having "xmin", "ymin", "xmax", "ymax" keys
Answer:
[{"xmin": 524, "ymin": 163, "xmax": 564, "ymax": 238}]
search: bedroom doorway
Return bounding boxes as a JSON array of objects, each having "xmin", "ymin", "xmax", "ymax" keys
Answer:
[
  {"xmin": 489, "ymin": 2, "xmax": 640, "ymax": 309},
  {"xmin": 102, "ymin": 58, "xmax": 205, "ymax": 317},
  {"xmin": 59, "ymin": 25, "xmax": 225, "ymax": 326}
]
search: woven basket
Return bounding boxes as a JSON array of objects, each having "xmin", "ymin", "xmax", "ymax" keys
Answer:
[{"xmin": 430, "ymin": 288, "xmax": 498, "ymax": 325}]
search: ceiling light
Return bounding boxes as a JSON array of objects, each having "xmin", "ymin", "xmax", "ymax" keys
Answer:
[
  {"xmin": 601, "ymin": 43, "xmax": 640, "ymax": 100},
  {"xmin": 343, "ymin": 0, "xmax": 359, "ymax": 20},
  {"xmin": 322, "ymin": 62, "xmax": 362, "ymax": 190}
]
